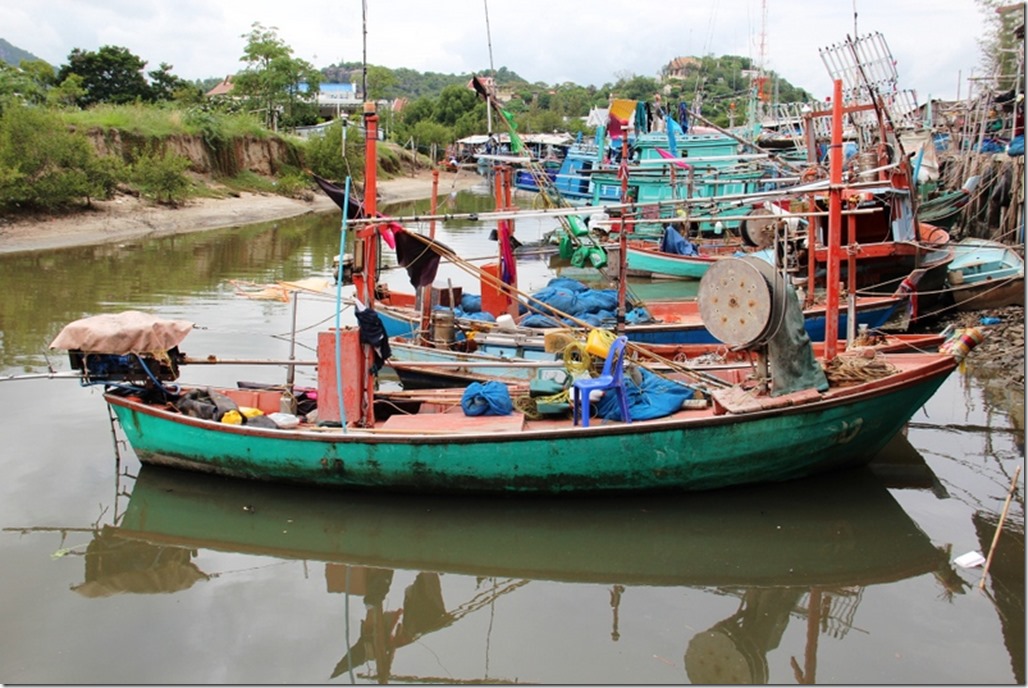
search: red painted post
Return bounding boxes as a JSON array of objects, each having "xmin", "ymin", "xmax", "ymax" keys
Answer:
[
  {"xmin": 824, "ymin": 79, "xmax": 843, "ymax": 360},
  {"xmin": 361, "ymin": 102, "xmax": 379, "ymax": 426}
]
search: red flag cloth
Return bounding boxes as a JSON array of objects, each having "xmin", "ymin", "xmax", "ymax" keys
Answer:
[{"xmin": 497, "ymin": 219, "xmax": 517, "ymax": 287}]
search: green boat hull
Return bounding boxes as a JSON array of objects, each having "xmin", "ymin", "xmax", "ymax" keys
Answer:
[{"xmin": 106, "ymin": 356, "xmax": 954, "ymax": 494}]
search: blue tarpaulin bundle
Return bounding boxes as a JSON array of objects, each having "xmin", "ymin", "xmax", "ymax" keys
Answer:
[
  {"xmin": 460, "ymin": 293, "xmax": 482, "ymax": 313},
  {"xmin": 1007, "ymin": 135, "xmax": 1024, "ymax": 157},
  {"xmin": 522, "ymin": 278, "xmax": 653, "ymax": 328},
  {"xmin": 594, "ymin": 368, "xmax": 697, "ymax": 421},
  {"xmin": 461, "ymin": 380, "xmax": 514, "ymax": 416},
  {"xmin": 659, "ymin": 226, "xmax": 698, "ymax": 256}
]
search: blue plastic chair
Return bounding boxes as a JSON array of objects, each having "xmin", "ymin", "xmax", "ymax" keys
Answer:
[{"xmin": 572, "ymin": 335, "xmax": 631, "ymax": 427}]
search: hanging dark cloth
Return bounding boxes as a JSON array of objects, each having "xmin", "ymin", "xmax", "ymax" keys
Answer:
[
  {"xmin": 312, "ymin": 174, "xmax": 366, "ymax": 219},
  {"xmin": 381, "ymin": 222, "xmax": 453, "ymax": 288},
  {"xmin": 354, "ymin": 305, "xmax": 391, "ymax": 373}
]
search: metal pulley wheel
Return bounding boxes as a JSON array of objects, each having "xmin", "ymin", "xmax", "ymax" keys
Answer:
[
  {"xmin": 698, "ymin": 257, "xmax": 775, "ymax": 348},
  {"xmin": 740, "ymin": 207, "xmax": 780, "ymax": 248}
]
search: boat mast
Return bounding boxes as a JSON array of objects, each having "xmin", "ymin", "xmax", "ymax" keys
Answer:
[
  {"xmin": 360, "ymin": 102, "xmax": 379, "ymax": 426},
  {"xmin": 824, "ymin": 79, "xmax": 844, "ymax": 361},
  {"xmin": 483, "ymin": 0, "xmax": 494, "ymax": 136}
]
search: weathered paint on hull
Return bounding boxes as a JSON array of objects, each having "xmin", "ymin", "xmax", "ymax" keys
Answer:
[
  {"xmin": 951, "ymin": 277, "xmax": 1025, "ymax": 310},
  {"xmin": 107, "ymin": 357, "xmax": 952, "ymax": 494}
]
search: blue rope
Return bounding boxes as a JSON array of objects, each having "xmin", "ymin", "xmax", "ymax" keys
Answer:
[{"xmin": 334, "ymin": 178, "xmax": 351, "ymax": 432}]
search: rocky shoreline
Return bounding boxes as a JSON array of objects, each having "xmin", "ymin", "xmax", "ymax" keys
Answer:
[{"xmin": 938, "ymin": 304, "xmax": 1025, "ymax": 390}]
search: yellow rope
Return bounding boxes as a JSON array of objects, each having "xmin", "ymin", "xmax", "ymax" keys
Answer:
[
  {"xmin": 822, "ymin": 350, "xmax": 898, "ymax": 385},
  {"xmin": 562, "ymin": 341, "xmax": 593, "ymax": 375},
  {"xmin": 514, "ymin": 388, "xmax": 571, "ymax": 420}
]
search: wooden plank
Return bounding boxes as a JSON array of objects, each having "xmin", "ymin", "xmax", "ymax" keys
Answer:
[{"xmin": 712, "ymin": 386, "xmax": 822, "ymax": 415}]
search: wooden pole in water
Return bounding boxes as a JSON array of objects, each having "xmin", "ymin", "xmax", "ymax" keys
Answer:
[{"xmin": 979, "ymin": 464, "xmax": 1022, "ymax": 591}]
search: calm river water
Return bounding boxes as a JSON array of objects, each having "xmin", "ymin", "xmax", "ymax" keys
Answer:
[{"xmin": 0, "ymin": 185, "xmax": 1023, "ymax": 684}]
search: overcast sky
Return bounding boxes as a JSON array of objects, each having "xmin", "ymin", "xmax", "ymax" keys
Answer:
[{"xmin": 3, "ymin": 0, "xmax": 993, "ymax": 101}]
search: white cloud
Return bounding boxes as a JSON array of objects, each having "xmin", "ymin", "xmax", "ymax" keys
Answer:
[{"xmin": 2, "ymin": 0, "xmax": 987, "ymax": 100}]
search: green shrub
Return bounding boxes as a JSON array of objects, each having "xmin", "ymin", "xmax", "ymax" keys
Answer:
[
  {"xmin": 303, "ymin": 119, "xmax": 365, "ymax": 183},
  {"xmin": 0, "ymin": 102, "xmax": 123, "ymax": 211},
  {"xmin": 131, "ymin": 148, "xmax": 192, "ymax": 205}
]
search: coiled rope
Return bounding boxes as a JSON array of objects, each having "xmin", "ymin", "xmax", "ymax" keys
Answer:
[{"xmin": 822, "ymin": 349, "xmax": 898, "ymax": 385}]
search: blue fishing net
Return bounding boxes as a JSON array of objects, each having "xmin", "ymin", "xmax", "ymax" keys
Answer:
[{"xmin": 461, "ymin": 380, "xmax": 513, "ymax": 416}]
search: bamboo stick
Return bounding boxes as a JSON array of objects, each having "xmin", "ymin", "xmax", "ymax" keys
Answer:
[{"xmin": 979, "ymin": 464, "xmax": 1023, "ymax": 591}]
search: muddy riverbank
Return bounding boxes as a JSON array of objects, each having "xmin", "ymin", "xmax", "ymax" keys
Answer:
[{"xmin": 0, "ymin": 168, "xmax": 484, "ymax": 255}]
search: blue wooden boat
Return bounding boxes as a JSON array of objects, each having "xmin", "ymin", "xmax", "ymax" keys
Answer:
[
  {"xmin": 945, "ymin": 238, "xmax": 1025, "ymax": 310},
  {"xmin": 513, "ymin": 138, "xmax": 619, "ymax": 204},
  {"xmin": 374, "ymin": 287, "xmax": 907, "ymax": 347}
]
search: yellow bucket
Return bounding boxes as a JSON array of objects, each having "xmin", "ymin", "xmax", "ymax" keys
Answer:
[{"xmin": 585, "ymin": 328, "xmax": 617, "ymax": 358}]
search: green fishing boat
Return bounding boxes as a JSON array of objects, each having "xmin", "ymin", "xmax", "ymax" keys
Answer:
[{"xmin": 57, "ymin": 99, "xmax": 974, "ymax": 495}]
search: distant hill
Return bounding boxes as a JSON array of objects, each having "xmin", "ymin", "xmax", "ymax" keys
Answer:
[{"xmin": 0, "ymin": 38, "xmax": 46, "ymax": 68}]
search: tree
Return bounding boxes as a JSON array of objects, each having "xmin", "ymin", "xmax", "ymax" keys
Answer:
[
  {"xmin": 432, "ymin": 84, "xmax": 481, "ymax": 127},
  {"xmin": 613, "ymin": 75, "xmax": 661, "ymax": 102},
  {"xmin": 366, "ymin": 65, "xmax": 397, "ymax": 101},
  {"xmin": 131, "ymin": 147, "xmax": 191, "ymax": 205},
  {"xmin": 974, "ymin": 0, "xmax": 1024, "ymax": 91},
  {"xmin": 148, "ymin": 62, "xmax": 191, "ymax": 102},
  {"xmin": 0, "ymin": 62, "xmax": 45, "ymax": 106},
  {"xmin": 305, "ymin": 118, "xmax": 365, "ymax": 182},
  {"xmin": 14, "ymin": 59, "xmax": 55, "ymax": 105},
  {"xmin": 47, "ymin": 73, "xmax": 84, "ymax": 109},
  {"xmin": 233, "ymin": 22, "xmax": 320, "ymax": 130},
  {"xmin": 411, "ymin": 120, "xmax": 452, "ymax": 154},
  {"xmin": 56, "ymin": 45, "xmax": 153, "ymax": 106}
]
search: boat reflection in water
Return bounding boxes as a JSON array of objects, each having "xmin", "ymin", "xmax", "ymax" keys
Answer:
[{"xmin": 72, "ymin": 460, "xmax": 954, "ymax": 683}]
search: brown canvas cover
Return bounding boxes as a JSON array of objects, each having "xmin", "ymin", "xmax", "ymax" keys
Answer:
[{"xmin": 49, "ymin": 310, "xmax": 194, "ymax": 354}]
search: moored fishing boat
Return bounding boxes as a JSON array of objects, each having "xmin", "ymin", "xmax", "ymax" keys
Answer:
[
  {"xmin": 57, "ymin": 94, "xmax": 979, "ymax": 495},
  {"xmin": 943, "ymin": 238, "xmax": 1025, "ymax": 311},
  {"xmin": 624, "ymin": 235, "xmax": 745, "ymax": 279}
]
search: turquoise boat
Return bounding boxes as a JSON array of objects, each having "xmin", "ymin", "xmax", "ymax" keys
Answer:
[
  {"xmin": 60, "ymin": 101, "xmax": 973, "ymax": 495},
  {"xmin": 94, "ymin": 349, "xmax": 958, "ymax": 494},
  {"xmin": 624, "ymin": 237, "xmax": 744, "ymax": 279},
  {"xmin": 945, "ymin": 238, "xmax": 1025, "ymax": 310}
]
